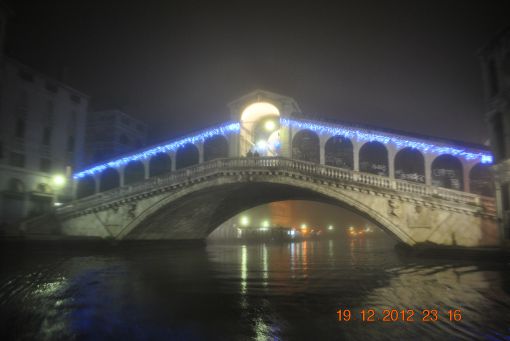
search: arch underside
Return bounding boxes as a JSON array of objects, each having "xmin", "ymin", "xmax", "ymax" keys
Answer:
[{"xmin": 124, "ymin": 179, "xmax": 412, "ymax": 244}]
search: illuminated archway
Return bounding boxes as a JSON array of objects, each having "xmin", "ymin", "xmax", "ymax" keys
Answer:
[{"xmin": 240, "ymin": 102, "xmax": 280, "ymax": 156}]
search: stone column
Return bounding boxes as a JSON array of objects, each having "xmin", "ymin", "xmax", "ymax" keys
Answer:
[
  {"xmin": 198, "ymin": 142, "xmax": 204, "ymax": 163},
  {"xmin": 142, "ymin": 160, "xmax": 149, "ymax": 179},
  {"xmin": 387, "ymin": 146, "xmax": 397, "ymax": 179},
  {"xmin": 170, "ymin": 151, "xmax": 177, "ymax": 171},
  {"xmin": 94, "ymin": 174, "xmax": 100, "ymax": 193},
  {"xmin": 319, "ymin": 136, "xmax": 327, "ymax": 165},
  {"xmin": 118, "ymin": 166, "xmax": 125, "ymax": 187},
  {"xmin": 424, "ymin": 154, "xmax": 435, "ymax": 186},
  {"xmin": 71, "ymin": 179, "xmax": 78, "ymax": 199},
  {"xmin": 463, "ymin": 161, "xmax": 476, "ymax": 194},
  {"xmin": 353, "ymin": 141, "xmax": 361, "ymax": 172}
]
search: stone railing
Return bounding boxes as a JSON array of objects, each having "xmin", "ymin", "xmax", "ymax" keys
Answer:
[{"xmin": 59, "ymin": 157, "xmax": 494, "ymax": 215}]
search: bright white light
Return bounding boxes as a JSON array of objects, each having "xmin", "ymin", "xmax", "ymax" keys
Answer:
[
  {"xmin": 349, "ymin": 226, "xmax": 354, "ymax": 231},
  {"xmin": 241, "ymin": 102, "xmax": 280, "ymax": 122},
  {"xmin": 52, "ymin": 175, "xmax": 66, "ymax": 187},
  {"xmin": 328, "ymin": 225, "xmax": 334, "ymax": 231},
  {"xmin": 264, "ymin": 120, "xmax": 276, "ymax": 131},
  {"xmin": 240, "ymin": 216, "xmax": 249, "ymax": 226},
  {"xmin": 256, "ymin": 140, "xmax": 268, "ymax": 150},
  {"xmin": 261, "ymin": 220, "xmax": 270, "ymax": 228},
  {"xmin": 301, "ymin": 224, "xmax": 307, "ymax": 229},
  {"xmin": 53, "ymin": 202, "xmax": 63, "ymax": 207},
  {"xmin": 259, "ymin": 227, "xmax": 269, "ymax": 231}
]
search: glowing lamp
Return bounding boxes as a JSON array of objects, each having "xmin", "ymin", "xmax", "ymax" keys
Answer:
[
  {"xmin": 240, "ymin": 216, "xmax": 250, "ymax": 226},
  {"xmin": 52, "ymin": 175, "xmax": 66, "ymax": 187},
  {"xmin": 264, "ymin": 120, "xmax": 276, "ymax": 131},
  {"xmin": 256, "ymin": 140, "xmax": 268, "ymax": 150}
]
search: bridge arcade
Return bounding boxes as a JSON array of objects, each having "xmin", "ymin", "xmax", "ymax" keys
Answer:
[{"xmin": 74, "ymin": 90, "xmax": 493, "ymax": 201}]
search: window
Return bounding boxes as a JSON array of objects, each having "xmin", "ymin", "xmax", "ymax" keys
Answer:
[
  {"xmin": 67, "ymin": 136, "xmax": 75, "ymax": 152},
  {"xmin": 9, "ymin": 152, "xmax": 25, "ymax": 168},
  {"xmin": 15, "ymin": 118, "xmax": 25, "ymax": 138},
  {"xmin": 8, "ymin": 178, "xmax": 25, "ymax": 192},
  {"xmin": 42, "ymin": 127, "xmax": 52, "ymax": 146},
  {"xmin": 40, "ymin": 158, "xmax": 51, "ymax": 173},
  {"xmin": 488, "ymin": 59, "xmax": 499, "ymax": 97},
  {"xmin": 491, "ymin": 112, "xmax": 506, "ymax": 162}
]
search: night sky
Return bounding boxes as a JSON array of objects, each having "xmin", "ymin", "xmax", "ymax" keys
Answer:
[{"xmin": 5, "ymin": 0, "xmax": 510, "ymax": 145}]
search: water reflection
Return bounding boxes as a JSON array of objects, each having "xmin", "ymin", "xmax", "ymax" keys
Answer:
[{"xmin": 0, "ymin": 239, "xmax": 508, "ymax": 340}]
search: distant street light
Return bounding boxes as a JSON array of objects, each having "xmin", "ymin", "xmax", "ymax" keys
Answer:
[
  {"xmin": 328, "ymin": 225, "xmax": 334, "ymax": 231},
  {"xmin": 52, "ymin": 174, "xmax": 67, "ymax": 206}
]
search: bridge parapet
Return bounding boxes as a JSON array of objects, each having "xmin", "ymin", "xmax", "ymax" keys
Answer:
[{"xmin": 59, "ymin": 157, "xmax": 494, "ymax": 217}]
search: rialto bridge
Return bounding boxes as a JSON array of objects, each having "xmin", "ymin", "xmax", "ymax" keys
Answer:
[{"xmin": 30, "ymin": 90, "xmax": 501, "ymax": 247}]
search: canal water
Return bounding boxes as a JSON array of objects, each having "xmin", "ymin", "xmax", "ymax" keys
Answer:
[{"xmin": 0, "ymin": 236, "xmax": 509, "ymax": 340}]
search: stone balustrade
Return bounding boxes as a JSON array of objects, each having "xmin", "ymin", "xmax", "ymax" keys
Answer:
[{"xmin": 59, "ymin": 157, "xmax": 494, "ymax": 217}]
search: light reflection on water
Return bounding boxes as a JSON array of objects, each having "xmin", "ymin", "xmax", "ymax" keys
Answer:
[{"xmin": 0, "ymin": 237, "xmax": 509, "ymax": 340}]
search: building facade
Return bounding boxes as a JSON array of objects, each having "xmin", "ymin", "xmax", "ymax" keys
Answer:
[
  {"xmin": 479, "ymin": 27, "xmax": 510, "ymax": 243},
  {"xmin": 0, "ymin": 58, "xmax": 88, "ymax": 225},
  {"xmin": 84, "ymin": 109, "xmax": 147, "ymax": 167}
]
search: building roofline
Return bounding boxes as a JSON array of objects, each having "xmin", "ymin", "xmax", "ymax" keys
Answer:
[{"xmin": 4, "ymin": 56, "xmax": 90, "ymax": 99}]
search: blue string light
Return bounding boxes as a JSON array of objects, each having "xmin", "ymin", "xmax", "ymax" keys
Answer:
[
  {"xmin": 73, "ymin": 122, "xmax": 240, "ymax": 179},
  {"xmin": 281, "ymin": 118, "xmax": 493, "ymax": 164},
  {"xmin": 73, "ymin": 117, "xmax": 493, "ymax": 180}
]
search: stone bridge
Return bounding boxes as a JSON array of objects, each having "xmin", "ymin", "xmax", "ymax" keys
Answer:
[
  {"xmin": 53, "ymin": 157, "xmax": 498, "ymax": 247},
  {"xmin": 36, "ymin": 90, "xmax": 500, "ymax": 247}
]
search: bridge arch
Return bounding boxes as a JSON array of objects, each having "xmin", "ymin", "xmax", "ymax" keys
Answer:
[
  {"xmin": 149, "ymin": 153, "xmax": 172, "ymax": 177},
  {"xmin": 325, "ymin": 136, "xmax": 353, "ymax": 169},
  {"xmin": 394, "ymin": 147, "xmax": 425, "ymax": 183},
  {"xmin": 431, "ymin": 154, "xmax": 463, "ymax": 191},
  {"xmin": 120, "ymin": 177, "xmax": 412, "ymax": 245},
  {"xmin": 292, "ymin": 129, "xmax": 320, "ymax": 163},
  {"xmin": 359, "ymin": 141, "xmax": 388, "ymax": 176},
  {"xmin": 76, "ymin": 175, "xmax": 95, "ymax": 198},
  {"xmin": 176, "ymin": 143, "xmax": 199, "ymax": 169},
  {"xmin": 99, "ymin": 168, "xmax": 120, "ymax": 192},
  {"xmin": 124, "ymin": 160, "xmax": 145, "ymax": 185},
  {"xmin": 204, "ymin": 135, "xmax": 229, "ymax": 161},
  {"xmin": 469, "ymin": 163, "xmax": 494, "ymax": 196}
]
